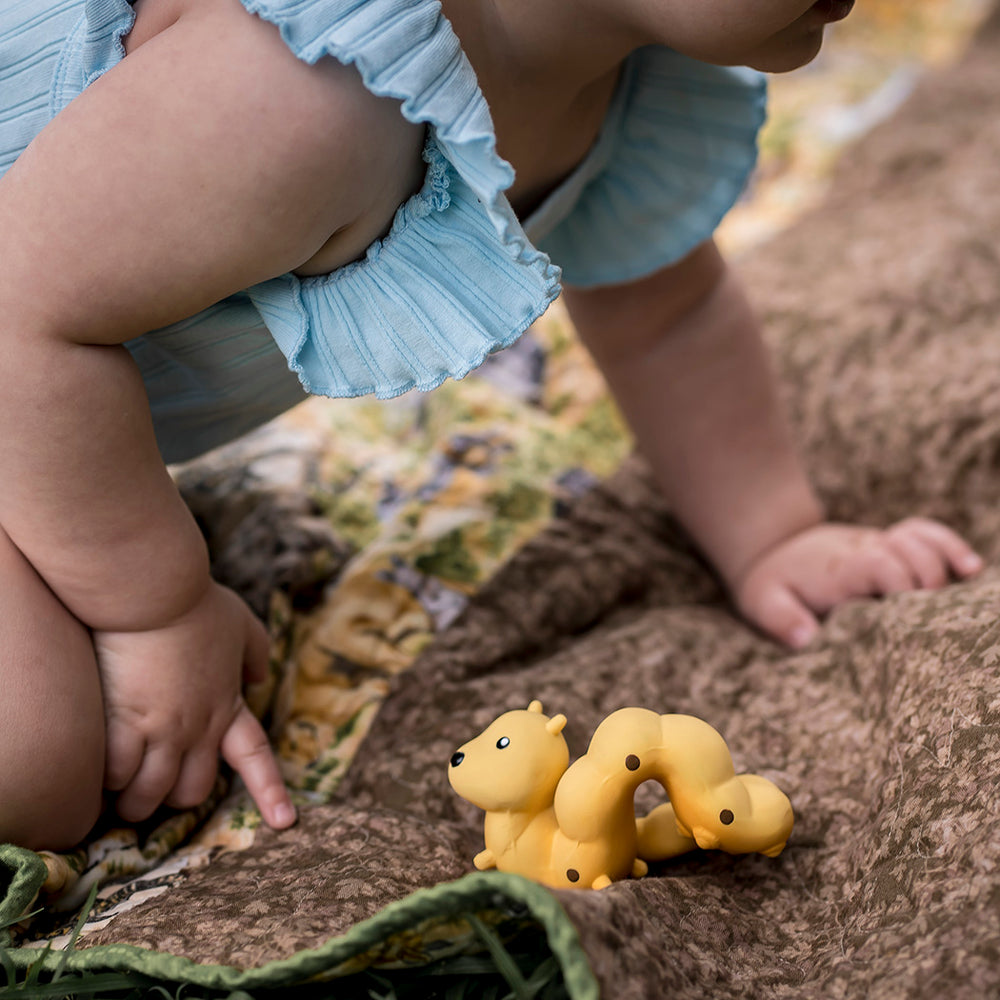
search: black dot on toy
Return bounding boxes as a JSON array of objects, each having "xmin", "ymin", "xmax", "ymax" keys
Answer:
[
  {"xmin": 719, "ymin": 809, "xmax": 735, "ymax": 825},
  {"xmin": 496, "ymin": 736, "xmax": 510, "ymax": 749},
  {"xmin": 450, "ymin": 752, "xmax": 464, "ymax": 767},
  {"xmin": 625, "ymin": 754, "xmax": 640, "ymax": 771},
  {"xmin": 566, "ymin": 869, "xmax": 580, "ymax": 883}
]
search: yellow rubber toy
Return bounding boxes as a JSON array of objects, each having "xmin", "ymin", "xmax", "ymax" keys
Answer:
[{"xmin": 447, "ymin": 701, "xmax": 794, "ymax": 890}]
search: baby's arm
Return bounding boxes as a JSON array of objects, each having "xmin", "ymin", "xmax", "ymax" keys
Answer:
[
  {"xmin": 563, "ymin": 241, "xmax": 982, "ymax": 648},
  {"xmin": 0, "ymin": 0, "xmax": 418, "ymax": 830}
]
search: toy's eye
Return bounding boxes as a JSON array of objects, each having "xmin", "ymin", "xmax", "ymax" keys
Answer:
[
  {"xmin": 719, "ymin": 809, "xmax": 735, "ymax": 826},
  {"xmin": 496, "ymin": 737, "xmax": 510, "ymax": 749}
]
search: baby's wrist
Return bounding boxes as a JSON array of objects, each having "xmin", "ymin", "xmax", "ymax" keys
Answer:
[
  {"xmin": 89, "ymin": 576, "xmax": 219, "ymax": 641},
  {"xmin": 58, "ymin": 521, "xmax": 213, "ymax": 633},
  {"xmin": 718, "ymin": 489, "xmax": 825, "ymax": 593}
]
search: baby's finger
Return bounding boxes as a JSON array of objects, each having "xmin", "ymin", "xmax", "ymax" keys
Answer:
[
  {"xmin": 890, "ymin": 518, "xmax": 983, "ymax": 579},
  {"xmin": 865, "ymin": 548, "xmax": 918, "ymax": 596},
  {"xmin": 115, "ymin": 742, "xmax": 182, "ymax": 823},
  {"xmin": 165, "ymin": 744, "xmax": 220, "ymax": 811},
  {"xmin": 220, "ymin": 703, "xmax": 296, "ymax": 830},
  {"xmin": 741, "ymin": 582, "xmax": 819, "ymax": 650},
  {"xmin": 883, "ymin": 529, "xmax": 949, "ymax": 590},
  {"xmin": 104, "ymin": 717, "xmax": 145, "ymax": 793}
]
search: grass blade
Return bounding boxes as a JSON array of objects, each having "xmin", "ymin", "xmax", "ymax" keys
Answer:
[
  {"xmin": 0, "ymin": 969, "xmax": 152, "ymax": 998},
  {"xmin": 0, "ymin": 947, "xmax": 16, "ymax": 989},
  {"xmin": 465, "ymin": 916, "xmax": 530, "ymax": 1000},
  {"xmin": 51, "ymin": 880, "xmax": 99, "ymax": 984}
]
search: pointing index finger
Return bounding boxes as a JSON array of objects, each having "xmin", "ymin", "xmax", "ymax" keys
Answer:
[{"xmin": 220, "ymin": 702, "xmax": 297, "ymax": 830}]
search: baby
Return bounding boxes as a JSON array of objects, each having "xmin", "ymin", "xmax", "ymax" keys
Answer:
[{"xmin": 0, "ymin": 0, "xmax": 982, "ymax": 851}]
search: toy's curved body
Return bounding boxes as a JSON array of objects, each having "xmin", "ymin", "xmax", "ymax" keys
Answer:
[
  {"xmin": 448, "ymin": 702, "xmax": 794, "ymax": 890},
  {"xmin": 481, "ymin": 805, "xmax": 642, "ymax": 890}
]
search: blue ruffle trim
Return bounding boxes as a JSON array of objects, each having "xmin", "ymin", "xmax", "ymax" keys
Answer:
[
  {"xmin": 248, "ymin": 138, "xmax": 559, "ymax": 398},
  {"xmin": 239, "ymin": 0, "xmax": 562, "ymax": 399},
  {"xmin": 530, "ymin": 48, "xmax": 767, "ymax": 287},
  {"xmin": 49, "ymin": 0, "xmax": 135, "ymax": 115}
]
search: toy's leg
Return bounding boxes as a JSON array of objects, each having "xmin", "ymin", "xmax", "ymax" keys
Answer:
[
  {"xmin": 0, "ymin": 528, "xmax": 105, "ymax": 850},
  {"xmin": 473, "ymin": 849, "xmax": 498, "ymax": 871},
  {"xmin": 636, "ymin": 803, "xmax": 698, "ymax": 861}
]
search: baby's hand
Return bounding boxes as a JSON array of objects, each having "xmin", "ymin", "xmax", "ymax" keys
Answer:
[
  {"xmin": 734, "ymin": 518, "xmax": 983, "ymax": 649},
  {"xmin": 94, "ymin": 582, "xmax": 296, "ymax": 830}
]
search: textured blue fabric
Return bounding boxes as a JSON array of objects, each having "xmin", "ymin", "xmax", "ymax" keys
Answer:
[
  {"xmin": 0, "ymin": 0, "xmax": 765, "ymax": 463},
  {"xmin": 525, "ymin": 49, "xmax": 767, "ymax": 287},
  {"xmin": 238, "ymin": 0, "xmax": 563, "ymax": 400}
]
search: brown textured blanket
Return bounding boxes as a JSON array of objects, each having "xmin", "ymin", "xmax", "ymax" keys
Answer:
[{"xmin": 8, "ymin": 7, "xmax": 1000, "ymax": 998}]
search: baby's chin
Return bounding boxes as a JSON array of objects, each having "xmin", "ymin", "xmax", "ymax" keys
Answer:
[{"xmin": 740, "ymin": 30, "xmax": 825, "ymax": 74}]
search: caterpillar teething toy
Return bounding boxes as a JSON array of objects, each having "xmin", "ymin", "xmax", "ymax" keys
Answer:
[{"xmin": 447, "ymin": 701, "xmax": 793, "ymax": 890}]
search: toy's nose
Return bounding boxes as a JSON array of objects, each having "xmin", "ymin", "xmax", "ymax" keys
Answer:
[{"xmin": 450, "ymin": 751, "xmax": 465, "ymax": 767}]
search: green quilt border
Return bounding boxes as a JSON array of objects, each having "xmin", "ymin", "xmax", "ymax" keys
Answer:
[
  {"xmin": 0, "ymin": 855, "xmax": 599, "ymax": 1000},
  {"xmin": 0, "ymin": 846, "xmax": 47, "ymax": 949}
]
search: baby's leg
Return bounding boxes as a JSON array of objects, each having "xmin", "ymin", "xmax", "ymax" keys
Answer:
[
  {"xmin": 0, "ymin": 0, "xmax": 423, "ymax": 832},
  {"xmin": 0, "ymin": 529, "xmax": 105, "ymax": 850}
]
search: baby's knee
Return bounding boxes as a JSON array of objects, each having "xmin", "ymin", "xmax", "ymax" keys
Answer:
[
  {"xmin": 0, "ymin": 618, "xmax": 105, "ymax": 849},
  {"xmin": 0, "ymin": 530, "xmax": 106, "ymax": 850},
  {"xmin": 0, "ymin": 704, "xmax": 105, "ymax": 851}
]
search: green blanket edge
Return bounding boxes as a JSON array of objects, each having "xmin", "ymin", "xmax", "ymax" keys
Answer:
[
  {"xmin": 0, "ymin": 845, "xmax": 598, "ymax": 999},
  {"xmin": 0, "ymin": 846, "xmax": 46, "ymax": 949}
]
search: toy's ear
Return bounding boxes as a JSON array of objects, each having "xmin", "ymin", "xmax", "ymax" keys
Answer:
[
  {"xmin": 528, "ymin": 700, "xmax": 543, "ymax": 714},
  {"xmin": 547, "ymin": 714, "xmax": 567, "ymax": 736}
]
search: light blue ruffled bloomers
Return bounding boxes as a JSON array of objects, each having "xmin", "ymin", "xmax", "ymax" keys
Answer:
[{"xmin": 0, "ymin": 0, "xmax": 765, "ymax": 463}]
